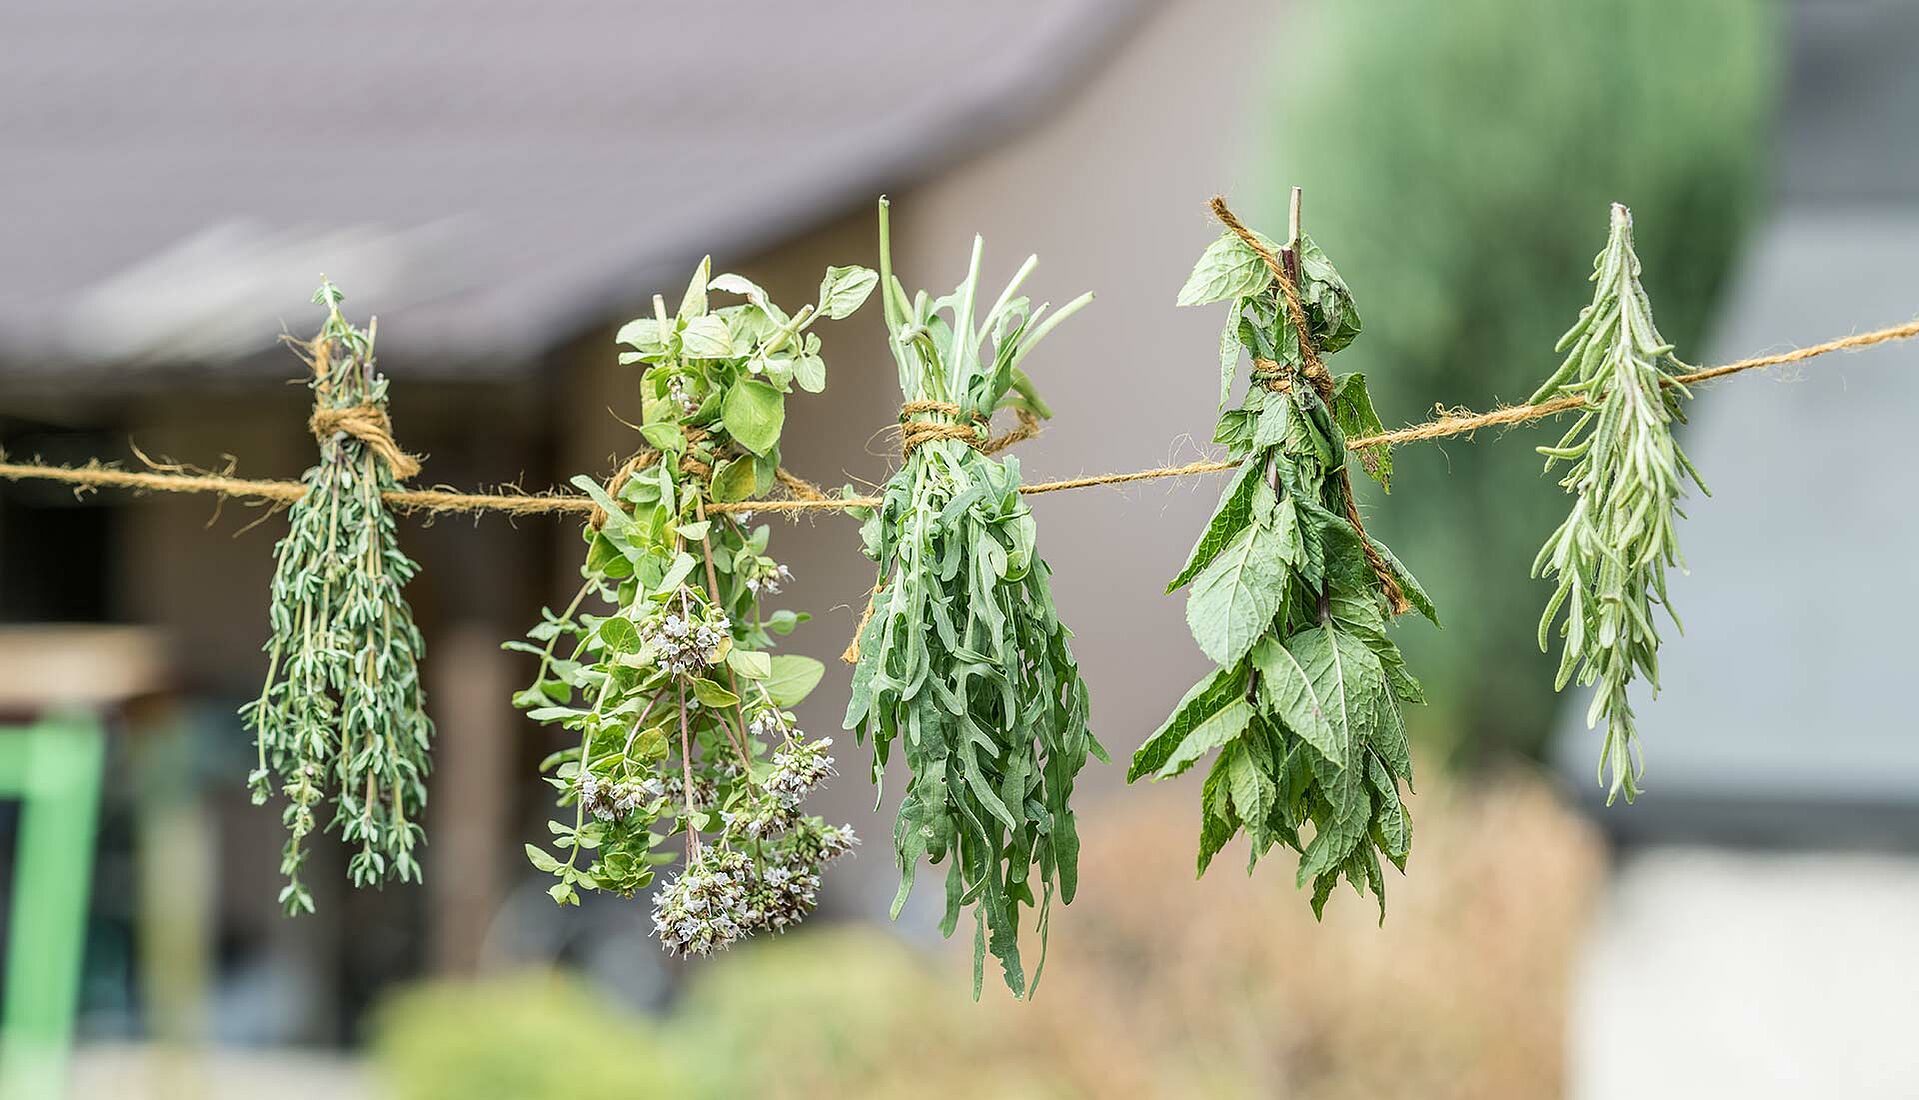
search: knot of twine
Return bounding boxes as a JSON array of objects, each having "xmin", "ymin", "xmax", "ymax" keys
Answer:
[
  {"xmin": 584, "ymin": 426, "xmax": 833, "ymax": 531},
  {"xmin": 898, "ymin": 400, "xmax": 988, "ymax": 458},
  {"xmin": 587, "ymin": 427, "xmax": 713, "ymax": 530},
  {"xmin": 841, "ymin": 403, "xmax": 1044, "ymax": 664},
  {"xmin": 897, "ymin": 401, "xmax": 1043, "ymax": 461},
  {"xmin": 1250, "ymin": 358, "xmax": 1292, "ymax": 393},
  {"xmin": 309, "ymin": 403, "xmax": 423, "ymax": 480},
  {"xmin": 1212, "ymin": 195, "xmax": 1409, "ymax": 617}
]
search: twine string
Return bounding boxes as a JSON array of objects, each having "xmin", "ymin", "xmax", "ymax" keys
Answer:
[
  {"xmin": 309, "ymin": 403, "xmax": 424, "ymax": 481},
  {"xmin": 897, "ymin": 400, "xmax": 988, "ymax": 457},
  {"xmin": 2, "ymin": 319, "xmax": 1914, "ymax": 517}
]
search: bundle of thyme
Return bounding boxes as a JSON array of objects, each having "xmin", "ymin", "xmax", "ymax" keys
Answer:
[
  {"xmin": 511, "ymin": 257, "xmax": 873, "ymax": 956},
  {"xmin": 842, "ymin": 199, "xmax": 1103, "ymax": 999},
  {"xmin": 1131, "ymin": 200, "xmax": 1437, "ymax": 920},
  {"xmin": 1531, "ymin": 204, "xmax": 1704, "ymax": 805},
  {"xmin": 244, "ymin": 281, "xmax": 432, "ymax": 915}
]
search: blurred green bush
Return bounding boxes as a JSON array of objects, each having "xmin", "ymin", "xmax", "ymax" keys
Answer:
[
  {"xmin": 1259, "ymin": 0, "xmax": 1778, "ymax": 757},
  {"xmin": 370, "ymin": 970, "xmax": 689, "ymax": 1100}
]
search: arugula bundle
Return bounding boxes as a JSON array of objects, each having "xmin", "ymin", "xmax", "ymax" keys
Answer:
[
  {"xmin": 1130, "ymin": 204, "xmax": 1437, "ymax": 919},
  {"xmin": 510, "ymin": 257, "xmax": 874, "ymax": 955},
  {"xmin": 245, "ymin": 281, "xmax": 432, "ymax": 915},
  {"xmin": 1530, "ymin": 204, "xmax": 1704, "ymax": 805},
  {"xmin": 843, "ymin": 198, "xmax": 1103, "ymax": 998}
]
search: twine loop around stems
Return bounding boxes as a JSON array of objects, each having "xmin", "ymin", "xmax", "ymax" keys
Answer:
[
  {"xmin": 898, "ymin": 400, "xmax": 988, "ymax": 458},
  {"xmin": 1250, "ymin": 358, "xmax": 1292, "ymax": 393},
  {"xmin": 308, "ymin": 403, "xmax": 423, "ymax": 481},
  {"xmin": 585, "ymin": 425, "xmax": 836, "ymax": 530},
  {"xmin": 897, "ymin": 400, "xmax": 1044, "ymax": 460},
  {"xmin": 587, "ymin": 426, "xmax": 713, "ymax": 530}
]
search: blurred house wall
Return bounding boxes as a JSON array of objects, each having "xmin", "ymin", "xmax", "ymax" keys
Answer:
[{"xmin": 3, "ymin": 0, "xmax": 1289, "ymax": 1037}]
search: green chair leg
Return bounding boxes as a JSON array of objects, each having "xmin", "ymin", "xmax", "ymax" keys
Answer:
[{"xmin": 0, "ymin": 713, "xmax": 107, "ymax": 1100}]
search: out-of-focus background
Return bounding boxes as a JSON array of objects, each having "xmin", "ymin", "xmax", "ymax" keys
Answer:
[{"xmin": 1, "ymin": 1, "xmax": 1915, "ymax": 1096}]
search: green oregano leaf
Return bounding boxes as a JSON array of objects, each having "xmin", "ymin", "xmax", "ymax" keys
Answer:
[{"xmin": 720, "ymin": 379, "xmax": 784, "ymax": 455}]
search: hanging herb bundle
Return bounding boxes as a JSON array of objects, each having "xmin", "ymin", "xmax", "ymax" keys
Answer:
[
  {"xmin": 842, "ymin": 198, "xmax": 1103, "ymax": 999},
  {"xmin": 510, "ymin": 257, "xmax": 874, "ymax": 956},
  {"xmin": 1129, "ymin": 197, "xmax": 1437, "ymax": 920},
  {"xmin": 244, "ymin": 281, "xmax": 433, "ymax": 915},
  {"xmin": 1530, "ymin": 204, "xmax": 1704, "ymax": 805}
]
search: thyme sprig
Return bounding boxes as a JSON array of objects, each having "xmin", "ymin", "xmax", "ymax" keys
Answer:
[
  {"xmin": 244, "ymin": 281, "xmax": 433, "ymax": 915},
  {"xmin": 1531, "ymin": 204, "xmax": 1705, "ymax": 805},
  {"xmin": 843, "ymin": 198, "xmax": 1104, "ymax": 999},
  {"xmin": 511, "ymin": 257, "xmax": 873, "ymax": 956},
  {"xmin": 1132, "ymin": 207, "xmax": 1436, "ymax": 920}
]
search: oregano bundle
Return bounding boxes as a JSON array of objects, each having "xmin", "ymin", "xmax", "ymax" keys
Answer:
[
  {"xmin": 510, "ymin": 258, "xmax": 874, "ymax": 956},
  {"xmin": 1531, "ymin": 203, "xmax": 1704, "ymax": 804},
  {"xmin": 1130, "ymin": 207, "xmax": 1436, "ymax": 920},
  {"xmin": 843, "ymin": 198, "xmax": 1104, "ymax": 998},
  {"xmin": 244, "ymin": 281, "xmax": 432, "ymax": 915}
]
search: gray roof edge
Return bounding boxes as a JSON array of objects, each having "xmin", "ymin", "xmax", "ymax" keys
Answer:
[
  {"xmin": 0, "ymin": 1, "xmax": 1157, "ymax": 383},
  {"xmin": 490, "ymin": 0, "xmax": 1159, "ymax": 375}
]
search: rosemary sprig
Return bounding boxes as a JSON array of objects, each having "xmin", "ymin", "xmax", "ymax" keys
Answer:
[
  {"xmin": 843, "ymin": 198, "xmax": 1104, "ymax": 999},
  {"xmin": 1531, "ymin": 203, "xmax": 1705, "ymax": 805},
  {"xmin": 1133, "ymin": 204, "xmax": 1436, "ymax": 920},
  {"xmin": 510, "ymin": 257, "xmax": 872, "ymax": 956},
  {"xmin": 244, "ymin": 281, "xmax": 432, "ymax": 915}
]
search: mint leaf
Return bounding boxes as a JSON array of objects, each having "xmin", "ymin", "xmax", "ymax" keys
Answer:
[
  {"xmin": 1177, "ymin": 231, "xmax": 1275, "ymax": 307},
  {"xmin": 1185, "ymin": 523, "xmax": 1289, "ymax": 666},
  {"xmin": 1167, "ymin": 459, "xmax": 1270, "ymax": 593}
]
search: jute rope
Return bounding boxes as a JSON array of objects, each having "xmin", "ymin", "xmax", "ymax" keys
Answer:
[
  {"xmin": 2, "ymin": 319, "xmax": 1913, "ymax": 518},
  {"xmin": 1210, "ymin": 196, "xmax": 1409, "ymax": 614},
  {"xmin": 309, "ymin": 403, "xmax": 423, "ymax": 480},
  {"xmin": 898, "ymin": 400, "xmax": 987, "ymax": 457}
]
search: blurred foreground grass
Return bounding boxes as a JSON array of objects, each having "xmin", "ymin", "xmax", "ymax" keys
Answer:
[{"xmin": 375, "ymin": 769, "xmax": 1603, "ymax": 1099}]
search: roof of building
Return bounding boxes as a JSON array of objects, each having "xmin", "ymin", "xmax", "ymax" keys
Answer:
[{"xmin": 0, "ymin": 0, "xmax": 1148, "ymax": 381}]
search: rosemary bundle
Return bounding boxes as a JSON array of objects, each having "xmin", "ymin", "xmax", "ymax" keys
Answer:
[
  {"xmin": 1531, "ymin": 204, "xmax": 1704, "ymax": 805},
  {"xmin": 245, "ymin": 282, "xmax": 432, "ymax": 915},
  {"xmin": 511, "ymin": 258, "xmax": 873, "ymax": 956},
  {"xmin": 843, "ymin": 198, "xmax": 1103, "ymax": 998},
  {"xmin": 1131, "ymin": 203, "xmax": 1436, "ymax": 919}
]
